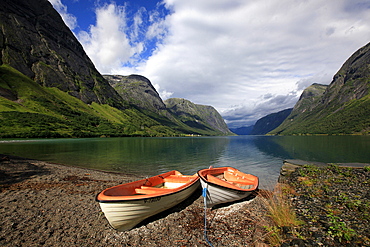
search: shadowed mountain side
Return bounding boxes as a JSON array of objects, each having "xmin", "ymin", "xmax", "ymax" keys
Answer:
[
  {"xmin": 250, "ymin": 108, "xmax": 292, "ymax": 135},
  {"xmin": 230, "ymin": 125, "xmax": 254, "ymax": 135}
]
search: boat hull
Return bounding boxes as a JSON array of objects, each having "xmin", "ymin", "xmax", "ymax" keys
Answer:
[
  {"xmin": 198, "ymin": 167, "xmax": 258, "ymax": 208},
  {"xmin": 99, "ymin": 182, "xmax": 199, "ymax": 231},
  {"xmin": 97, "ymin": 172, "xmax": 200, "ymax": 231},
  {"xmin": 200, "ymin": 178, "xmax": 253, "ymax": 208}
]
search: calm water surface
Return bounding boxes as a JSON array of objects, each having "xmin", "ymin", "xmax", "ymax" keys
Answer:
[{"xmin": 1, "ymin": 135, "xmax": 369, "ymax": 189}]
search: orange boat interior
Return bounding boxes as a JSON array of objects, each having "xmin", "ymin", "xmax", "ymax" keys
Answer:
[
  {"xmin": 97, "ymin": 170, "xmax": 198, "ymax": 201},
  {"xmin": 200, "ymin": 167, "xmax": 258, "ymax": 191}
]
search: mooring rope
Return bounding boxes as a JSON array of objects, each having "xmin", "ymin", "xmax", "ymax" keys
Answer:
[{"xmin": 202, "ymin": 187, "xmax": 214, "ymax": 247}]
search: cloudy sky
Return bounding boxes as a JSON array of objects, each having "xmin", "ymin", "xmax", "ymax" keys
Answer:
[{"xmin": 49, "ymin": 0, "xmax": 370, "ymax": 128}]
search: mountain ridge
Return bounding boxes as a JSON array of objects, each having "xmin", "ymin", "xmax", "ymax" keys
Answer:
[
  {"xmin": 229, "ymin": 125, "xmax": 254, "ymax": 135},
  {"xmin": 104, "ymin": 74, "xmax": 167, "ymax": 113},
  {"xmin": 165, "ymin": 98, "xmax": 233, "ymax": 135}
]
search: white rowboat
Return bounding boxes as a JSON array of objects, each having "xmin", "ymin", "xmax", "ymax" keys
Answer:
[
  {"xmin": 96, "ymin": 170, "xmax": 200, "ymax": 231},
  {"xmin": 197, "ymin": 167, "xmax": 259, "ymax": 208}
]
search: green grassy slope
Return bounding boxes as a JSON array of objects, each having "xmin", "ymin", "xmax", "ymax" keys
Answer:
[
  {"xmin": 0, "ymin": 65, "xmax": 179, "ymax": 137},
  {"xmin": 0, "ymin": 65, "xmax": 231, "ymax": 137},
  {"xmin": 270, "ymin": 94, "xmax": 370, "ymax": 135}
]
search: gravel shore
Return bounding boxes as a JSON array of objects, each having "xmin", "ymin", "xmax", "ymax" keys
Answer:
[
  {"xmin": 2, "ymin": 154, "xmax": 369, "ymax": 246},
  {"xmin": 0, "ymin": 154, "xmax": 270, "ymax": 247}
]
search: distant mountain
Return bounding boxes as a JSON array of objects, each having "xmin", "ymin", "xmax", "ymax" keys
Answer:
[
  {"xmin": 250, "ymin": 108, "xmax": 292, "ymax": 135},
  {"xmin": 105, "ymin": 75, "xmax": 233, "ymax": 136},
  {"xmin": 0, "ymin": 0, "xmax": 231, "ymax": 138},
  {"xmin": 165, "ymin": 98, "xmax": 233, "ymax": 135},
  {"xmin": 269, "ymin": 42, "xmax": 370, "ymax": 135},
  {"xmin": 104, "ymin": 74, "xmax": 167, "ymax": 113},
  {"xmin": 230, "ymin": 108, "xmax": 292, "ymax": 135},
  {"xmin": 230, "ymin": 125, "xmax": 254, "ymax": 135}
]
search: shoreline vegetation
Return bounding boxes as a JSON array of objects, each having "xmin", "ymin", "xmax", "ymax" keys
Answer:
[{"xmin": 0, "ymin": 154, "xmax": 369, "ymax": 246}]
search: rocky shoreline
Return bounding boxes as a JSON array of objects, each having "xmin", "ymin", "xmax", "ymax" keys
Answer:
[
  {"xmin": 0, "ymin": 154, "xmax": 271, "ymax": 246},
  {"xmin": 1, "ymin": 154, "xmax": 369, "ymax": 246},
  {"xmin": 279, "ymin": 160, "xmax": 370, "ymax": 246}
]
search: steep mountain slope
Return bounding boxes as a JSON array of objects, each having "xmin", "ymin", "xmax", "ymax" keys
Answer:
[
  {"xmin": 165, "ymin": 98, "xmax": 233, "ymax": 135},
  {"xmin": 0, "ymin": 0, "xmax": 123, "ymax": 108},
  {"xmin": 273, "ymin": 84, "xmax": 327, "ymax": 130},
  {"xmin": 291, "ymin": 84, "xmax": 328, "ymax": 115},
  {"xmin": 250, "ymin": 108, "xmax": 292, "ymax": 135},
  {"xmin": 269, "ymin": 42, "xmax": 370, "ymax": 135}
]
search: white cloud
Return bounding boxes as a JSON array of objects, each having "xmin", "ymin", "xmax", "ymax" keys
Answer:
[
  {"xmin": 137, "ymin": 0, "xmax": 370, "ymax": 128},
  {"xmin": 49, "ymin": 0, "xmax": 77, "ymax": 30},
  {"xmin": 77, "ymin": 3, "xmax": 144, "ymax": 73},
  {"xmin": 128, "ymin": 7, "xmax": 144, "ymax": 43},
  {"xmin": 54, "ymin": 0, "xmax": 370, "ymax": 128},
  {"xmin": 153, "ymin": 83, "xmax": 173, "ymax": 100},
  {"xmin": 75, "ymin": 2, "xmax": 171, "ymax": 75},
  {"xmin": 222, "ymin": 91, "xmax": 300, "ymax": 128},
  {"xmin": 146, "ymin": 5, "xmax": 170, "ymax": 41}
]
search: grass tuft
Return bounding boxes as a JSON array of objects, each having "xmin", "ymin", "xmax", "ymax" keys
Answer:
[{"xmin": 259, "ymin": 184, "xmax": 303, "ymax": 246}]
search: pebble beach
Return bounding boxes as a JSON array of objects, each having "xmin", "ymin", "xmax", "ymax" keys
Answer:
[
  {"xmin": 1, "ymin": 154, "xmax": 369, "ymax": 246},
  {"xmin": 0, "ymin": 154, "xmax": 270, "ymax": 247}
]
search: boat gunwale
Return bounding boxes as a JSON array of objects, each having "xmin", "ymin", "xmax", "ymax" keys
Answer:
[
  {"xmin": 197, "ymin": 167, "xmax": 259, "ymax": 193},
  {"xmin": 96, "ymin": 172, "xmax": 199, "ymax": 203}
]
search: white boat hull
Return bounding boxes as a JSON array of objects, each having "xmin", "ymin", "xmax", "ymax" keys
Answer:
[
  {"xmin": 200, "ymin": 179, "xmax": 252, "ymax": 208},
  {"xmin": 99, "ymin": 180, "xmax": 200, "ymax": 231}
]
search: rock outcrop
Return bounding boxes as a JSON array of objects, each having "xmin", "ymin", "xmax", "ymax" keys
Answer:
[
  {"xmin": 323, "ymin": 42, "xmax": 370, "ymax": 106},
  {"xmin": 104, "ymin": 74, "xmax": 167, "ymax": 113}
]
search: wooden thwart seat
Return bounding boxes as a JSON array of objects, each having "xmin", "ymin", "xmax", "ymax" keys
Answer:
[
  {"xmin": 135, "ymin": 186, "xmax": 173, "ymax": 195},
  {"xmin": 223, "ymin": 171, "xmax": 256, "ymax": 184},
  {"xmin": 206, "ymin": 174, "xmax": 243, "ymax": 190},
  {"xmin": 207, "ymin": 174, "xmax": 254, "ymax": 190},
  {"xmin": 163, "ymin": 175, "xmax": 195, "ymax": 183}
]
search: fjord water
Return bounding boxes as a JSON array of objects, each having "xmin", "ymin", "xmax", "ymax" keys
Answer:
[{"xmin": 1, "ymin": 136, "xmax": 369, "ymax": 189}]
